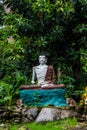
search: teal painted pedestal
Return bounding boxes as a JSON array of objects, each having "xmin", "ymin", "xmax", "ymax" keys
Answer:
[{"xmin": 20, "ymin": 88, "xmax": 66, "ymax": 107}]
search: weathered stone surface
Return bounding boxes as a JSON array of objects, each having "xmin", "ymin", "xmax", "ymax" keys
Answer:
[
  {"xmin": 35, "ymin": 108, "xmax": 61, "ymax": 122},
  {"xmin": 0, "ymin": 107, "xmax": 13, "ymax": 122},
  {"xmin": 61, "ymin": 110, "xmax": 81, "ymax": 119},
  {"xmin": 20, "ymin": 89, "xmax": 66, "ymax": 107},
  {"xmin": 22, "ymin": 108, "xmax": 39, "ymax": 122},
  {"xmin": 12, "ymin": 108, "xmax": 22, "ymax": 123},
  {"xmin": 0, "ymin": 106, "xmax": 84, "ymax": 123}
]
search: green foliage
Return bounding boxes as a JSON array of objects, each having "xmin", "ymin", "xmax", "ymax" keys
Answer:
[
  {"xmin": 1, "ymin": 118, "xmax": 77, "ymax": 130},
  {"xmin": 0, "ymin": 71, "xmax": 28, "ymax": 106},
  {"xmin": 0, "ymin": 82, "xmax": 14, "ymax": 106},
  {"xmin": 0, "ymin": 0, "xmax": 87, "ymax": 102}
]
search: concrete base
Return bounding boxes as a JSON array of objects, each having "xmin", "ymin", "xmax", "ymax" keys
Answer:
[{"xmin": 20, "ymin": 88, "xmax": 66, "ymax": 107}]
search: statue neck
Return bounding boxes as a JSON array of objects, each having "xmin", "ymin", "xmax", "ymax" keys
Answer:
[{"xmin": 38, "ymin": 64, "xmax": 48, "ymax": 67}]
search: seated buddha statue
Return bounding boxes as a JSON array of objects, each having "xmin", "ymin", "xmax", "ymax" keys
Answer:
[
  {"xmin": 20, "ymin": 53, "xmax": 66, "ymax": 107},
  {"xmin": 31, "ymin": 53, "xmax": 64, "ymax": 88}
]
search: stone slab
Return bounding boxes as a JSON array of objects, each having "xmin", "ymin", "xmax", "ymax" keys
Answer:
[{"xmin": 20, "ymin": 88, "xmax": 66, "ymax": 107}]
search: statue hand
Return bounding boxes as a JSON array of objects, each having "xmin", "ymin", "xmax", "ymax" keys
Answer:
[{"xmin": 31, "ymin": 81, "xmax": 35, "ymax": 84}]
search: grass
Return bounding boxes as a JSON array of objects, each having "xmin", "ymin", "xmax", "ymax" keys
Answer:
[{"xmin": 0, "ymin": 118, "xmax": 77, "ymax": 130}]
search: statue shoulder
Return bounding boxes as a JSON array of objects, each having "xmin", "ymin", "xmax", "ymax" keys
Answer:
[
  {"xmin": 33, "ymin": 66, "xmax": 37, "ymax": 68},
  {"xmin": 32, "ymin": 66, "xmax": 37, "ymax": 71},
  {"xmin": 48, "ymin": 65, "xmax": 54, "ymax": 69}
]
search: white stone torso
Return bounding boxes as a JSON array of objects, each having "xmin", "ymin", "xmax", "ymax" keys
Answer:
[{"xmin": 35, "ymin": 65, "xmax": 48, "ymax": 85}]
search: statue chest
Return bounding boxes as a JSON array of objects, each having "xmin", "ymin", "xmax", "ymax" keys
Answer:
[{"xmin": 35, "ymin": 66, "xmax": 48, "ymax": 80}]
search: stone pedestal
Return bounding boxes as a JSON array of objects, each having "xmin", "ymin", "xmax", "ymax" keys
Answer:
[{"xmin": 20, "ymin": 85, "xmax": 66, "ymax": 107}]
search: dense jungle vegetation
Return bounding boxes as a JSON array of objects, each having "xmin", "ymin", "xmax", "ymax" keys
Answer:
[{"xmin": 0, "ymin": 0, "xmax": 87, "ymax": 105}]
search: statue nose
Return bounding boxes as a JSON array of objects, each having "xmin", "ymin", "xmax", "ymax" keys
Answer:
[{"xmin": 40, "ymin": 60, "xmax": 44, "ymax": 61}]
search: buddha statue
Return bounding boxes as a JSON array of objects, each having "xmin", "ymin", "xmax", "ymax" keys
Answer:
[
  {"xmin": 31, "ymin": 53, "xmax": 64, "ymax": 88},
  {"xmin": 20, "ymin": 53, "xmax": 66, "ymax": 107}
]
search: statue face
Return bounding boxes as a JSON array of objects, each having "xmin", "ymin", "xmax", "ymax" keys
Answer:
[{"xmin": 39, "ymin": 55, "xmax": 47, "ymax": 65}]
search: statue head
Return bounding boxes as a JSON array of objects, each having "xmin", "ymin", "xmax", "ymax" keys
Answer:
[{"xmin": 39, "ymin": 52, "xmax": 47, "ymax": 65}]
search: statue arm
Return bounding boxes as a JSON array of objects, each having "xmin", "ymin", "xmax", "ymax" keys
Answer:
[
  {"xmin": 31, "ymin": 67, "xmax": 36, "ymax": 84},
  {"xmin": 51, "ymin": 66, "xmax": 56, "ymax": 83}
]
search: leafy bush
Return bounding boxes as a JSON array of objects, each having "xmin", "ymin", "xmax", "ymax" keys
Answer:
[
  {"xmin": 0, "ymin": 0, "xmax": 87, "ymax": 103},
  {"xmin": 0, "ymin": 71, "xmax": 28, "ymax": 106}
]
